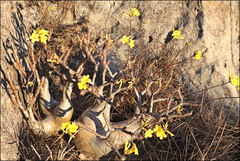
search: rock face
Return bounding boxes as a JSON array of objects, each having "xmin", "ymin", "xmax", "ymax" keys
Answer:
[
  {"xmin": 1, "ymin": 1, "xmax": 239, "ymax": 160},
  {"xmin": 1, "ymin": 2, "xmax": 25, "ymax": 160},
  {"xmin": 79, "ymin": 1, "xmax": 239, "ymax": 112}
]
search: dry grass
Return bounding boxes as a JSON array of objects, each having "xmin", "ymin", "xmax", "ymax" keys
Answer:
[
  {"xmin": 9, "ymin": 1, "xmax": 240, "ymax": 160},
  {"xmin": 18, "ymin": 102, "xmax": 239, "ymax": 160}
]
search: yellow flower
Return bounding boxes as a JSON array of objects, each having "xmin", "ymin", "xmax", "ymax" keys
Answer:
[
  {"xmin": 123, "ymin": 8, "xmax": 140, "ymax": 17},
  {"xmin": 153, "ymin": 124, "xmax": 167, "ymax": 140},
  {"xmin": 128, "ymin": 39, "xmax": 135, "ymax": 48},
  {"xmin": 29, "ymin": 28, "xmax": 49, "ymax": 44},
  {"xmin": 61, "ymin": 121, "xmax": 79, "ymax": 138},
  {"xmin": 177, "ymin": 105, "xmax": 183, "ymax": 114},
  {"xmin": 68, "ymin": 122, "xmax": 78, "ymax": 133},
  {"xmin": 144, "ymin": 129, "xmax": 154, "ymax": 138},
  {"xmin": 61, "ymin": 122, "xmax": 68, "ymax": 132},
  {"xmin": 120, "ymin": 35, "xmax": 130, "ymax": 44},
  {"xmin": 37, "ymin": 28, "xmax": 49, "ymax": 36},
  {"xmin": 231, "ymin": 76, "xmax": 239, "ymax": 86},
  {"xmin": 39, "ymin": 35, "xmax": 48, "ymax": 44},
  {"xmin": 195, "ymin": 51, "xmax": 203, "ymax": 60},
  {"xmin": 120, "ymin": 35, "xmax": 135, "ymax": 48},
  {"xmin": 131, "ymin": 8, "xmax": 140, "ymax": 16},
  {"xmin": 29, "ymin": 31, "xmax": 39, "ymax": 43},
  {"xmin": 229, "ymin": 72, "xmax": 240, "ymax": 89},
  {"xmin": 163, "ymin": 122, "xmax": 174, "ymax": 137},
  {"xmin": 78, "ymin": 75, "xmax": 91, "ymax": 90},
  {"xmin": 124, "ymin": 141, "xmax": 139, "ymax": 155},
  {"xmin": 172, "ymin": 29, "xmax": 184, "ymax": 39}
]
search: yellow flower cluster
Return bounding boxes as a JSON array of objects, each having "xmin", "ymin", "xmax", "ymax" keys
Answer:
[
  {"xmin": 154, "ymin": 122, "xmax": 174, "ymax": 140},
  {"xmin": 29, "ymin": 28, "xmax": 49, "ymax": 44},
  {"xmin": 124, "ymin": 141, "xmax": 139, "ymax": 155},
  {"xmin": 120, "ymin": 35, "xmax": 135, "ymax": 48},
  {"xmin": 142, "ymin": 121, "xmax": 174, "ymax": 140},
  {"xmin": 172, "ymin": 29, "xmax": 184, "ymax": 40},
  {"xmin": 142, "ymin": 120, "xmax": 153, "ymax": 138},
  {"xmin": 123, "ymin": 8, "xmax": 140, "ymax": 17},
  {"xmin": 144, "ymin": 128, "xmax": 154, "ymax": 138},
  {"xmin": 78, "ymin": 75, "xmax": 91, "ymax": 90},
  {"xmin": 195, "ymin": 51, "xmax": 203, "ymax": 60},
  {"xmin": 229, "ymin": 72, "xmax": 240, "ymax": 90},
  {"xmin": 61, "ymin": 121, "xmax": 78, "ymax": 138}
]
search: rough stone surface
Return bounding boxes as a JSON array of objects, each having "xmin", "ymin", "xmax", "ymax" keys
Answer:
[
  {"xmin": 76, "ymin": 1, "xmax": 239, "ymax": 111},
  {"xmin": 77, "ymin": 1, "xmax": 239, "ymax": 112},
  {"xmin": 0, "ymin": 1, "xmax": 29, "ymax": 160},
  {"xmin": 1, "ymin": 1, "xmax": 239, "ymax": 160}
]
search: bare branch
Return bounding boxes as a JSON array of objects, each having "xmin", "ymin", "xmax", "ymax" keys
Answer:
[
  {"xmin": 31, "ymin": 144, "xmax": 41, "ymax": 160},
  {"xmin": 142, "ymin": 80, "xmax": 153, "ymax": 96},
  {"xmin": 62, "ymin": 45, "xmax": 73, "ymax": 64},
  {"xmin": 168, "ymin": 111, "xmax": 193, "ymax": 120},
  {"xmin": 109, "ymin": 87, "xmax": 127, "ymax": 100},
  {"xmin": 92, "ymin": 62, "xmax": 100, "ymax": 85},
  {"xmin": 45, "ymin": 144, "xmax": 53, "ymax": 161},
  {"xmin": 166, "ymin": 96, "xmax": 173, "ymax": 116},
  {"xmin": 27, "ymin": 77, "xmax": 45, "ymax": 110},
  {"xmin": 4, "ymin": 72, "xmax": 21, "ymax": 106}
]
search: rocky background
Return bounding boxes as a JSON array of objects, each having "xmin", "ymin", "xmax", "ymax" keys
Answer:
[{"xmin": 1, "ymin": 1, "xmax": 239, "ymax": 160}]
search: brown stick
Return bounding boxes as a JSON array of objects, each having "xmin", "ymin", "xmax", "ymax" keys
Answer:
[
  {"xmin": 27, "ymin": 77, "xmax": 45, "ymax": 110},
  {"xmin": 5, "ymin": 72, "xmax": 21, "ymax": 106}
]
